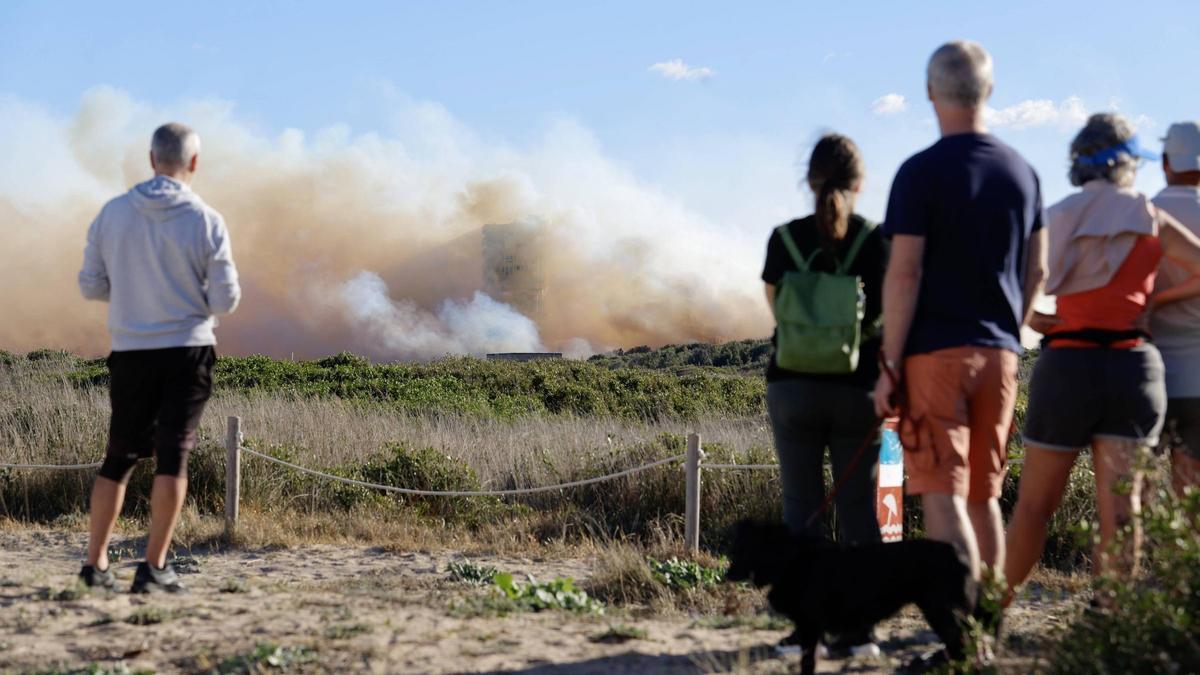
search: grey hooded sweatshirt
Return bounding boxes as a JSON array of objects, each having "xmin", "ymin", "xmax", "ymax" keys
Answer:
[{"xmin": 79, "ymin": 175, "xmax": 240, "ymax": 351}]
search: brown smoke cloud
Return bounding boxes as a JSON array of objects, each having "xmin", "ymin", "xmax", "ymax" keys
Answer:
[{"xmin": 0, "ymin": 87, "xmax": 773, "ymax": 360}]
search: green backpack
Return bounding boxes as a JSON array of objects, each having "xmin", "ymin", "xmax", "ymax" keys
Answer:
[{"xmin": 773, "ymin": 221, "xmax": 875, "ymax": 374}]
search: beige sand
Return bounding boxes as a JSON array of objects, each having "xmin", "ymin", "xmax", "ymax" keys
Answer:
[{"xmin": 0, "ymin": 530, "xmax": 1079, "ymax": 674}]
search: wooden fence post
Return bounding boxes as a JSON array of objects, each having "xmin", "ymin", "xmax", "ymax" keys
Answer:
[
  {"xmin": 224, "ymin": 416, "xmax": 242, "ymax": 540},
  {"xmin": 684, "ymin": 433, "xmax": 703, "ymax": 554}
]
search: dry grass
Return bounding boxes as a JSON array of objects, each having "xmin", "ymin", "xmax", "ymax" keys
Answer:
[
  {"xmin": 1, "ymin": 356, "xmax": 782, "ymax": 552},
  {"xmin": 1, "ymin": 356, "xmax": 772, "ymax": 483},
  {"xmin": 0, "ymin": 353, "xmax": 1111, "ymax": 572}
]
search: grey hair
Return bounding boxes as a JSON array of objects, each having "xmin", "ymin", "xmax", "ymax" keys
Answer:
[
  {"xmin": 1069, "ymin": 113, "xmax": 1138, "ymax": 188},
  {"xmin": 150, "ymin": 122, "xmax": 200, "ymax": 170},
  {"xmin": 926, "ymin": 40, "xmax": 993, "ymax": 108}
]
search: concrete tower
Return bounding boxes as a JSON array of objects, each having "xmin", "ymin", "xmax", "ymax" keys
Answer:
[{"xmin": 482, "ymin": 221, "xmax": 545, "ymax": 322}]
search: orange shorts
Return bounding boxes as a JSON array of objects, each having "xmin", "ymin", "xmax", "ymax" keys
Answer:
[{"xmin": 901, "ymin": 346, "xmax": 1018, "ymax": 501}]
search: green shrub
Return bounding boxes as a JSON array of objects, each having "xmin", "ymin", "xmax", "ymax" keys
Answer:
[
  {"xmin": 38, "ymin": 581, "xmax": 86, "ymax": 602},
  {"xmin": 355, "ymin": 443, "xmax": 517, "ymax": 524},
  {"xmin": 648, "ymin": 556, "xmax": 725, "ymax": 590},
  {"xmin": 360, "ymin": 443, "xmax": 480, "ymax": 494},
  {"xmin": 492, "ymin": 573, "xmax": 604, "ymax": 614},
  {"xmin": 1049, "ymin": 484, "xmax": 1200, "ymax": 673},
  {"xmin": 216, "ymin": 643, "xmax": 316, "ymax": 673},
  {"xmin": 52, "ymin": 351, "xmax": 766, "ymax": 421},
  {"xmin": 125, "ymin": 607, "xmax": 173, "ymax": 625},
  {"xmin": 590, "ymin": 623, "xmax": 648, "ymax": 644},
  {"xmin": 588, "ymin": 339, "xmax": 773, "ymax": 374},
  {"xmin": 24, "ymin": 348, "xmax": 77, "ymax": 364},
  {"xmin": 447, "ymin": 559, "xmax": 499, "ymax": 585},
  {"xmin": 220, "ymin": 578, "xmax": 249, "ymax": 594}
]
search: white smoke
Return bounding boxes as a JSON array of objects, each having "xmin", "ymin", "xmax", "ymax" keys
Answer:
[
  {"xmin": 0, "ymin": 86, "xmax": 772, "ymax": 361},
  {"xmin": 338, "ymin": 273, "xmax": 547, "ymax": 359}
]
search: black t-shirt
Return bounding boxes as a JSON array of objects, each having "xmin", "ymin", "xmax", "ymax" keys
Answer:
[
  {"xmin": 761, "ymin": 214, "xmax": 887, "ymax": 388},
  {"xmin": 882, "ymin": 133, "xmax": 1043, "ymax": 355}
]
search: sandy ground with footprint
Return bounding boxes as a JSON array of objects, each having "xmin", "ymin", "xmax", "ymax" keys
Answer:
[{"xmin": 0, "ymin": 529, "xmax": 1084, "ymax": 674}]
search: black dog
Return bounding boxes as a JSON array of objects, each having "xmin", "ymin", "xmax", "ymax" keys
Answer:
[{"xmin": 726, "ymin": 519, "xmax": 977, "ymax": 675}]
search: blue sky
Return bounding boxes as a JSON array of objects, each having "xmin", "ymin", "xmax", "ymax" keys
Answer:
[{"xmin": 4, "ymin": 0, "xmax": 1196, "ymax": 228}]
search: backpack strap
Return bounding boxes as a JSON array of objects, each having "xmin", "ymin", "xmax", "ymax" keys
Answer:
[
  {"xmin": 835, "ymin": 219, "xmax": 876, "ymax": 275},
  {"xmin": 777, "ymin": 224, "xmax": 821, "ymax": 272}
]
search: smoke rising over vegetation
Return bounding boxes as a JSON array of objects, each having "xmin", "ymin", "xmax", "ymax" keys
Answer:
[{"xmin": 0, "ymin": 87, "xmax": 772, "ymax": 360}]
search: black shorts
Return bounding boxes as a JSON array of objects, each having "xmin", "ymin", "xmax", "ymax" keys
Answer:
[
  {"xmin": 1163, "ymin": 398, "xmax": 1200, "ymax": 461},
  {"xmin": 1022, "ymin": 344, "xmax": 1166, "ymax": 451},
  {"xmin": 97, "ymin": 346, "xmax": 216, "ymax": 482}
]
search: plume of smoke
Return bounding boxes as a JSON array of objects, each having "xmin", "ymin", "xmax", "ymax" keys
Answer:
[
  {"xmin": 341, "ymin": 273, "xmax": 544, "ymax": 358},
  {"xmin": 0, "ymin": 86, "xmax": 772, "ymax": 360}
]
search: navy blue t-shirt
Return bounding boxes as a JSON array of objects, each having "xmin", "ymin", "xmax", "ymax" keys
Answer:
[{"xmin": 883, "ymin": 133, "xmax": 1042, "ymax": 355}]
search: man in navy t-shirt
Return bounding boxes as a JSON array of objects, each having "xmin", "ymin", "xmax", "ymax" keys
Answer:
[{"xmin": 872, "ymin": 41, "xmax": 1048, "ymax": 605}]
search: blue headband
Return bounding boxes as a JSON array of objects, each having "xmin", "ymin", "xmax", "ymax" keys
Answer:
[{"xmin": 1075, "ymin": 136, "xmax": 1160, "ymax": 166}]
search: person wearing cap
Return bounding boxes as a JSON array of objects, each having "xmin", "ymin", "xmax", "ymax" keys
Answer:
[
  {"xmin": 1005, "ymin": 114, "xmax": 1200, "ymax": 601},
  {"xmin": 1149, "ymin": 121, "xmax": 1200, "ymax": 493}
]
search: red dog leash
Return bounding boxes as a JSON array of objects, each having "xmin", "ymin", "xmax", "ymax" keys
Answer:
[{"xmin": 801, "ymin": 353, "xmax": 906, "ymax": 531}]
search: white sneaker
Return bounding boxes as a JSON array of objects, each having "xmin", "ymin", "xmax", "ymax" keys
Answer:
[
  {"xmin": 775, "ymin": 638, "xmax": 880, "ymax": 659},
  {"xmin": 848, "ymin": 642, "xmax": 882, "ymax": 658}
]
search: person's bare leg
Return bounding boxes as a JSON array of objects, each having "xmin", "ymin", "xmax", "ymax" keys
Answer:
[
  {"xmin": 1174, "ymin": 450, "xmax": 1200, "ymax": 495},
  {"xmin": 144, "ymin": 475, "xmax": 187, "ymax": 569},
  {"xmin": 1092, "ymin": 439, "xmax": 1144, "ymax": 580},
  {"xmin": 967, "ymin": 497, "xmax": 1005, "ymax": 574},
  {"xmin": 87, "ymin": 476, "xmax": 127, "ymax": 570},
  {"xmin": 922, "ymin": 492, "xmax": 980, "ymax": 580},
  {"xmin": 1002, "ymin": 446, "xmax": 1079, "ymax": 600}
]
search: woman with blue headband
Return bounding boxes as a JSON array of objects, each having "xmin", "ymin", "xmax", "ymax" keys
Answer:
[{"xmin": 1005, "ymin": 113, "xmax": 1200, "ymax": 603}]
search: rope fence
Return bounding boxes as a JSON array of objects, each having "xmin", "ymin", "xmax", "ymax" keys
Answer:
[
  {"xmin": 239, "ymin": 445, "xmax": 686, "ymax": 497},
  {"xmin": 0, "ymin": 460, "xmax": 104, "ymax": 470},
  {"xmin": 4, "ymin": 415, "xmax": 1028, "ymax": 552},
  {"xmin": 227, "ymin": 424, "xmax": 784, "ymax": 552},
  {"xmin": 224, "ymin": 419, "xmax": 724, "ymax": 550},
  {"xmin": 699, "ymin": 463, "xmax": 779, "ymax": 471}
]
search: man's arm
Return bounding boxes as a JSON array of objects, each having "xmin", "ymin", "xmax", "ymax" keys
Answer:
[
  {"xmin": 1021, "ymin": 228, "xmax": 1048, "ymax": 326},
  {"xmin": 205, "ymin": 215, "xmax": 241, "ymax": 314},
  {"xmin": 880, "ymin": 235, "xmax": 924, "ymax": 365},
  {"xmin": 872, "ymin": 234, "xmax": 924, "ymax": 417},
  {"xmin": 1150, "ymin": 212, "xmax": 1200, "ymax": 312},
  {"xmin": 764, "ymin": 283, "xmax": 776, "ymax": 318},
  {"xmin": 1160, "ymin": 210, "xmax": 1200, "ymax": 277},
  {"xmin": 1151, "ymin": 276, "xmax": 1200, "ymax": 310},
  {"xmin": 78, "ymin": 215, "xmax": 110, "ymax": 302}
]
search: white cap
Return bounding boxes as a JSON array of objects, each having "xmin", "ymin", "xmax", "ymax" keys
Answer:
[{"xmin": 1163, "ymin": 121, "xmax": 1200, "ymax": 172}]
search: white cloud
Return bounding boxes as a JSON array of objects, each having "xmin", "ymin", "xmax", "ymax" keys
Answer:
[
  {"xmin": 985, "ymin": 96, "xmax": 1089, "ymax": 130},
  {"xmin": 871, "ymin": 93, "xmax": 908, "ymax": 116},
  {"xmin": 984, "ymin": 96, "xmax": 1157, "ymax": 133},
  {"xmin": 648, "ymin": 58, "xmax": 714, "ymax": 82}
]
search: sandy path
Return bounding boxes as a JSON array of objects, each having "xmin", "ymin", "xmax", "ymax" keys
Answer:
[{"xmin": 0, "ymin": 530, "xmax": 1077, "ymax": 674}]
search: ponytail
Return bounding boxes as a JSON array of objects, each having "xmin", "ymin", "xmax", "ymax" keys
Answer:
[
  {"xmin": 807, "ymin": 134, "xmax": 864, "ymax": 247},
  {"xmin": 815, "ymin": 181, "xmax": 850, "ymax": 244}
]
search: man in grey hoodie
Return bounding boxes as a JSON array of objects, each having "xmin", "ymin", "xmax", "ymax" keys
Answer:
[{"xmin": 77, "ymin": 122, "xmax": 240, "ymax": 593}]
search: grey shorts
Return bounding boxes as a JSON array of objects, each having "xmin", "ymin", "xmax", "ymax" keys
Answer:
[
  {"xmin": 1162, "ymin": 398, "xmax": 1200, "ymax": 460},
  {"xmin": 1023, "ymin": 344, "xmax": 1166, "ymax": 451}
]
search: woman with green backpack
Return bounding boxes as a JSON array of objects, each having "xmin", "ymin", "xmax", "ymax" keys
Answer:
[{"xmin": 761, "ymin": 133, "xmax": 887, "ymax": 655}]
